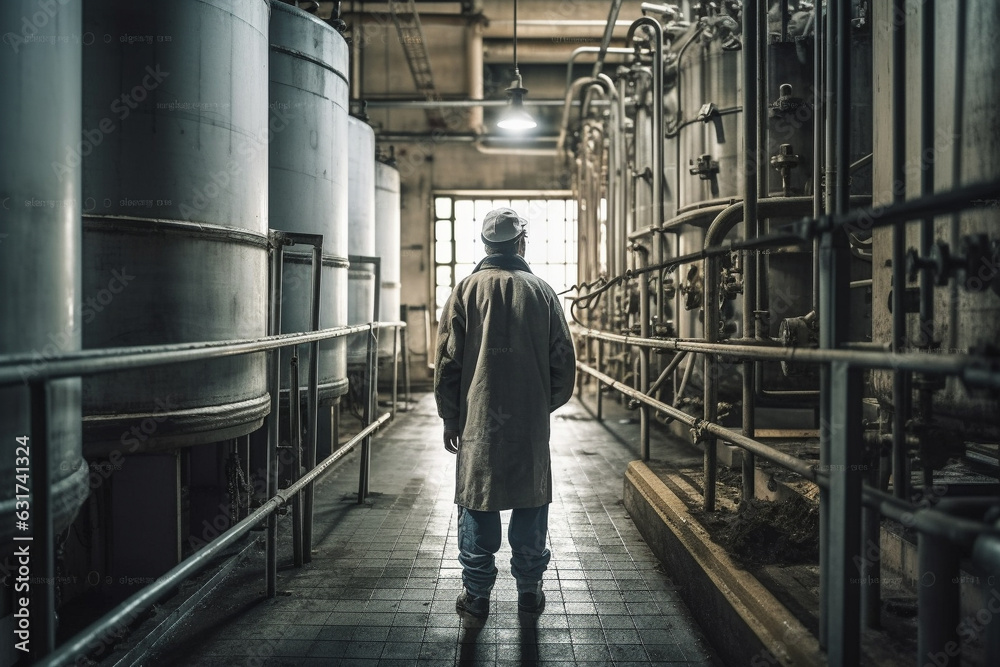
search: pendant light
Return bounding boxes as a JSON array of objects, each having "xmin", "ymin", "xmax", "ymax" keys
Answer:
[{"xmin": 496, "ymin": 0, "xmax": 536, "ymax": 131}]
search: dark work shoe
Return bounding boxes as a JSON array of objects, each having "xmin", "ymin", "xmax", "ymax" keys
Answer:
[
  {"xmin": 456, "ymin": 590, "xmax": 490, "ymax": 618},
  {"xmin": 517, "ymin": 590, "xmax": 545, "ymax": 614}
]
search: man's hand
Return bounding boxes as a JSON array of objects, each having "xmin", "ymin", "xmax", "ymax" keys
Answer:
[{"xmin": 444, "ymin": 429, "xmax": 461, "ymax": 454}]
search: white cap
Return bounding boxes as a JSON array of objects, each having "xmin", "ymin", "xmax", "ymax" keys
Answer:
[{"xmin": 481, "ymin": 207, "xmax": 527, "ymax": 244}]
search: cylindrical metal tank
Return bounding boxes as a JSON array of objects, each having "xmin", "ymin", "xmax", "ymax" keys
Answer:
[
  {"xmin": 870, "ymin": 0, "xmax": 1000, "ymax": 436},
  {"xmin": 374, "ymin": 160, "xmax": 401, "ymax": 360},
  {"xmin": 347, "ymin": 116, "xmax": 376, "ymax": 367},
  {"xmin": 80, "ymin": 0, "xmax": 271, "ymax": 455},
  {"xmin": 269, "ymin": 1, "xmax": 350, "ymax": 403},
  {"xmin": 0, "ymin": 0, "xmax": 89, "ymax": 551},
  {"xmin": 675, "ymin": 31, "xmax": 743, "ymax": 210}
]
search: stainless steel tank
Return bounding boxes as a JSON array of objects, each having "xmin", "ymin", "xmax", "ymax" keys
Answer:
[
  {"xmin": 870, "ymin": 0, "xmax": 1000, "ymax": 436},
  {"xmin": 269, "ymin": 1, "xmax": 350, "ymax": 403},
  {"xmin": 374, "ymin": 160, "xmax": 401, "ymax": 360},
  {"xmin": 80, "ymin": 0, "xmax": 271, "ymax": 455},
  {"xmin": 675, "ymin": 29, "xmax": 743, "ymax": 209},
  {"xmin": 347, "ymin": 116, "xmax": 376, "ymax": 367},
  {"xmin": 0, "ymin": 0, "xmax": 89, "ymax": 551}
]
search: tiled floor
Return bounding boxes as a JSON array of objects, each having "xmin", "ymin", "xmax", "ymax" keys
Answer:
[{"xmin": 153, "ymin": 394, "xmax": 720, "ymax": 666}]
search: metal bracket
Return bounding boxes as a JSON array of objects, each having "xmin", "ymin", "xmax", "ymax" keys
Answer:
[{"xmin": 697, "ymin": 102, "xmax": 726, "ymax": 143}]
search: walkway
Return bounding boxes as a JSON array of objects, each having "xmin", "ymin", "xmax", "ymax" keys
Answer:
[{"xmin": 150, "ymin": 395, "xmax": 721, "ymax": 666}]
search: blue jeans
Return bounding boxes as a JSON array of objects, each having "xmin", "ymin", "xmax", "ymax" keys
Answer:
[{"xmin": 457, "ymin": 505, "xmax": 551, "ymax": 598}]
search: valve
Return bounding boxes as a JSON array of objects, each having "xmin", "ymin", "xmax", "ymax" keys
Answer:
[
  {"xmin": 907, "ymin": 235, "xmax": 998, "ymax": 289},
  {"xmin": 770, "ymin": 143, "xmax": 800, "ymax": 197},
  {"xmin": 905, "ymin": 247, "xmax": 935, "ymax": 284},
  {"xmin": 768, "ymin": 83, "xmax": 808, "ymax": 117},
  {"xmin": 778, "ymin": 311, "xmax": 818, "ymax": 376},
  {"xmin": 689, "ymin": 153, "xmax": 719, "ymax": 180},
  {"xmin": 679, "ymin": 265, "xmax": 703, "ymax": 310}
]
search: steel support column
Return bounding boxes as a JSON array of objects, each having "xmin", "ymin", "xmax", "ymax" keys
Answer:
[
  {"xmin": 303, "ymin": 243, "xmax": 322, "ymax": 563},
  {"xmin": 265, "ymin": 234, "xmax": 285, "ymax": 598},
  {"xmin": 29, "ymin": 381, "xmax": 55, "ymax": 659}
]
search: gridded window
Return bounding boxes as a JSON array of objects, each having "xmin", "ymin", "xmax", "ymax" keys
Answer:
[{"xmin": 433, "ymin": 196, "xmax": 578, "ymax": 321}]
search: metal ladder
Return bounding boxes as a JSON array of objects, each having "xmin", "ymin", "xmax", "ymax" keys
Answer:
[{"xmin": 389, "ymin": 0, "xmax": 448, "ymax": 129}]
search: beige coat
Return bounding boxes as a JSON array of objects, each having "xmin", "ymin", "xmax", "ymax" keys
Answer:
[{"xmin": 434, "ymin": 254, "xmax": 576, "ymax": 511}]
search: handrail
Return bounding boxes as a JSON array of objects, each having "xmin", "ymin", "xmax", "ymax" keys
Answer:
[
  {"xmin": 0, "ymin": 322, "xmax": 406, "ymax": 386},
  {"xmin": 38, "ymin": 410, "xmax": 393, "ymax": 667},
  {"xmin": 576, "ymin": 328, "xmax": 998, "ymax": 388},
  {"xmin": 576, "ymin": 358, "xmax": 1000, "ymax": 548}
]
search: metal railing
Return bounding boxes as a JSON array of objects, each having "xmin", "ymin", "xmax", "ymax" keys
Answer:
[{"xmin": 1, "ymin": 229, "xmax": 406, "ymax": 665}]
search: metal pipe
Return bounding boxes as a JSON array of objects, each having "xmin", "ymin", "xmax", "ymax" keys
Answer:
[
  {"xmin": 825, "ymin": 0, "xmax": 861, "ymax": 660},
  {"xmin": 916, "ymin": 0, "xmax": 937, "ymax": 497},
  {"xmin": 596, "ymin": 339, "xmax": 605, "ymax": 421},
  {"xmin": 741, "ymin": 0, "xmax": 763, "ymax": 504},
  {"xmin": 628, "ymin": 18, "xmax": 664, "ymax": 331},
  {"xmin": 592, "ymin": 0, "xmax": 626, "ymax": 79},
  {"xmin": 636, "ymin": 243, "xmax": 652, "ymax": 461},
  {"xmin": 0, "ymin": 322, "xmax": 406, "ymax": 387},
  {"xmin": 349, "ymin": 255, "xmax": 382, "ymax": 503},
  {"xmin": 565, "ymin": 46, "xmax": 634, "ymax": 94},
  {"xmin": 290, "ymin": 352, "xmax": 303, "ymax": 569},
  {"xmin": 813, "ymin": 0, "xmax": 824, "ymax": 315},
  {"xmin": 581, "ymin": 83, "xmax": 607, "ymax": 120},
  {"xmin": 391, "ymin": 325, "xmax": 399, "ymax": 420},
  {"xmin": 38, "ymin": 410, "xmax": 392, "ymax": 667},
  {"xmin": 891, "ymin": 0, "xmax": 910, "ymax": 501},
  {"xmin": 577, "ymin": 361, "xmax": 818, "ymax": 479},
  {"xmin": 583, "ymin": 354, "xmax": 1000, "ymax": 548},
  {"xmin": 303, "ymin": 242, "xmax": 322, "ymax": 563},
  {"xmin": 472, "ymin": 141, "xmax": 558, "ymax": 157},
  {"xmin": 467, "ymin": 19, "xmax": 484, "ymax": 132},
  {"xmin": 576, "ymin": 329, "xmax": 992, "ymax": 381},
  {"xmin": 648, "ymin": 350, "xmax": 687, "ymax": 396},
  {"xmin": 557, "ymin": 77, "xmax": 604, "ymax": 162},
  {"xmin": 29, "ymin": 381, "xmax": 55, "ymax": 659},
  {"xmin": 266, "ymin": 237, "xmax": 284, "ymax": 599},
  {"xmin": 705, "ymin": 196, "xmax": 873, "ymax": 249}
]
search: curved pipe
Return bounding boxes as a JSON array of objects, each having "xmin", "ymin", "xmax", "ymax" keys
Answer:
[
  {"xmin": 626, "ymin": 18, "xmax": 663, "ymax": 233},
  {"xmin": 702, "ymin": 195, "xmax": 873, "ymax": 369},
  {"xmin": 564, "ymin": 46, "xmax": 634, "ymax": 93},
  {"xmin": 581, "ymin": 83, "xmax": 607, "ymax": 119},
  {"xmin": 557, "ymin": 76, "xmax": 612, "ymax": 163}
]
